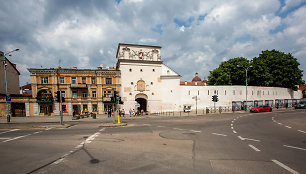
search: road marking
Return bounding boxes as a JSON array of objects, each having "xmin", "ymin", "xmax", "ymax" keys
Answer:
[
  {"xmin": 143, "ymin": 124, "xmax": 151, "ymax": 126},
  {"xmin": 231, "ymin": 127, "xmax": 234, "ymax": 130},
  {"xmin": 190, "ymin": 130, "xmax": 201, "ymax": 133},
  {"xmin": 212, "ymin": 133, "xmax": 227, "ymax": 136},
  {"xmin": 278, "ymin": 123, "xmax": 283, "ymax": 125},
  {"xmin": 33, "ymin": 131, "xmax": 42, "ymax": 134},
  {"xmin": 272, "ymin": 160, "xmax": 299, "ymax": 174},
  {"xmin": 233, "ymin": 130, "xmax": 237, "ymax": 134},
  {"xmin": 231, "ymin": 124, "xmax": 233, "ymax": 127},
  {"xmin": 173, "ymin": 128, "xmax": 184, "ymax": 131},
  {"xmin": 0, "ymin": 138, "xmax": 10, "ymax": 139},
  {"xmin": 285, "ymin": 126, "xmax": 292, "ymax": 129},
  {"xmin": 2, "ymin": 134, "xmax": 31, "ymax": 143},
  {"xmin": 248, "ymin": 144, "xmax": 261, "ymax": 152},
  {"xmin": 298, "ymin": 130, "xmax": 306, "ymax": 134},
  {"xmin": 284, "ymin": 145, "xmax": 306, "ymax": 151},
  {"xmin": 0, "ymin": 129, "xmax": 19, "ymax": 135},
  {"xmin": 157, "ymin": 126, "xmax": 165, "ymax": 128},
  {"xmin": 45, "ymin": 128, "xmax": 52, "ymax": 131},
  {"xmin": 238, "ymin": 136, "xmax": 260, "ymax": 142}
]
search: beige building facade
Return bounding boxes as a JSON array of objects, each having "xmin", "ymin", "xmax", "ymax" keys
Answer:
[{"xmin": 28, "ymin": 67, "xmax": 121, "ymax": 116}]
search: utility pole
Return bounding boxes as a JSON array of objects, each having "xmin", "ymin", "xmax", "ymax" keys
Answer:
[{"xmin": 57, "ymin": 68, "xmax": 63, "ymax": 125}]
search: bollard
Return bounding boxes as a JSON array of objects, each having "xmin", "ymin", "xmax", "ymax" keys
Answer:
[{"xmin": 118, "ymin": 114, "xmax": 121, "ymax": 124}]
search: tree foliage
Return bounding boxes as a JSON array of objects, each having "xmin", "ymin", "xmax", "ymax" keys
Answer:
[{"xmin": 208, "ymin": 50, "xmax": 304, "ymax": 90}]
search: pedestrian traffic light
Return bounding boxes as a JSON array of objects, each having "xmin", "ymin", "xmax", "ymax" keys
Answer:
[
  {"xmin": 215, "ymin": 95, "xmax": 219, "ymax": 102},
  {"xmin": 212, "ymin": 95, "xmax": 215, "ymax": 102}
]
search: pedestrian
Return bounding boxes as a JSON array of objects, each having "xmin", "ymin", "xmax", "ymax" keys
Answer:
[
  {"xmin": 132, "ymin": 109, "xmax": 135, "ymax": 117},
  {"xmin": 129, "ymin": 108, "xmax": 132, "ymax": 117},
  {"xmin": 108, "ymin": 108, "xmax": 111, "ymax": 118},
  {"xmin": 122, "ymin": 109, "xmax": 125, "ymax": 117}
]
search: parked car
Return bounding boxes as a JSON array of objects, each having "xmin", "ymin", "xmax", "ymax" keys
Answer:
[
  {"xmin": 250, "ymin": 105, "xmax": 272, "ymax": 113},
  {"xmin": 295, "ymin": 100, "xmax": 306, "ymax": 109}
]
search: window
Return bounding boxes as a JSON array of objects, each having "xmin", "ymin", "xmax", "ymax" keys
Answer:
[
  {"xmin": 82, "ymin": 77, "xmax": 86, "ymax": 84},
  {"xmin": 131, "ymin": 82, "xmax": 134, "ymax": 85},
  {"xmin": 225, "ymin": 90, "xmax": 227, "ymax": 95},
  {"xmin": 151, "ymin": 82, "xmax": 153, "ymax": 85},
  {"xmin": 198, "ymin": 90, "xmax": 200, "ymax": 95},
  {"xmin": 82, "ymin": 92, "xmax": 87, "ymax": 98},
  {"xmin": 60, "ymin": 77, "xmax": 64, "ymax": 84},
  {"xmin": 233, "ymin": 90, "xmax": 235, "ymax": 95},
  {"xmin": 92, "ymin": 91, "xmax": 96, "ymax": 98},
  {"xmin": 83, "ymin": 104, "xmax": 88, "ymax": 112},
  {"xmin": 41, "ymin": 77, "xmax": 48, "ymax": 84},
  {"xmin": 72, "ymin": 77, "xmax": 76, "ymax": 84},
  {"xmin": 152, "ymin": 69, "xmax": 155, "ymax": 72},
  {"xmin": 188, "ymin": 91, "xmax": 190, "ymax": 95},
  {"xmin": 73, "ymin": 91, "xmax": 77, "ymax": 98},
  {"xmin": 106, "ymin": 78, "xmax": 112, "ymax": 84},
  {"xmin": 208, "ymin": 90, "xmax": 209, "ymax": 95},
  {"xmin": 61, "ymin": 91, "xmax": 65, "ymax": 98},
  {"xmin": 92, "ymin": 104, "xmax": 97, "ymax": 112},
  {"xmin": 140, "ymin": 69, "xmax": 143, "ymax": 72},
  {"xmin": 129, "ymin": 69, "xmax": 132, "ymax": 72},
  {"xmin": 92, "ymin": 77, "xmax": 96, "ymax": 84},
  {"xmin": 62, "ymin": 105, "xmax": 67, "ymax": 112}
]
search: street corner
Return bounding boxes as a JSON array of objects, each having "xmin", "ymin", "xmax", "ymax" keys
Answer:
[{"xmin": 99, "ymin": 122, "xmax": 128, "ymax": 127}]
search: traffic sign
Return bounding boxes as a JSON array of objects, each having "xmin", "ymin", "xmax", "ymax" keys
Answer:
[{"xmin": 6, "ymin": 95, "xmax": 11, "ymax": 102}]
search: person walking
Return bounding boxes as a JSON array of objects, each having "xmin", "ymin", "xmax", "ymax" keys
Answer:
[
  {"xmin": 129, "ymin": 108, "xmax": 132, "ymax": 117},
  {"xmin": 132, "ymin": 109, "xmax": 135, "ymax": 117},
  {"xmin": 108, "ymin": 108, "xmax": 111, "ymax": 118}
]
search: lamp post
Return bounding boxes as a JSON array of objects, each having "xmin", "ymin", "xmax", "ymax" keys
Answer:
[
  {"xmin": 237, "ymin": 65, "xmax": 252, "ymax": 111},
  {"xmin": 2, "ymin": 49, "xmax": 19, "ymax": 122}
]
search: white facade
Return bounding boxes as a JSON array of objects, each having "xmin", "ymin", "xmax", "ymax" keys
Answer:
[{"xmin": 116, "ymin": 43, "xmax": 303, "ymax": 113}]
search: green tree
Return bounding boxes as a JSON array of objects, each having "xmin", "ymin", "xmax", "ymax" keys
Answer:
[
  {"xmin": 208, "ymin": 57, "xmax": 250, "ymax": 85},
  {"xmin": 249, "ymin": 49, "xmax": 303, "ymax": 90}
]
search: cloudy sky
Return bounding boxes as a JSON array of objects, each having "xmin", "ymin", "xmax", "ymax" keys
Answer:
[{"xmin": 1, "ymin": 0, "xmax": 306, "ymax": 86}]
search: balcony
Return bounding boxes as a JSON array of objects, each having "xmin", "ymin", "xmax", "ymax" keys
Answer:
[{"xmin": 70, "ymin": 84, "xmax": 88, "ymax": 89}]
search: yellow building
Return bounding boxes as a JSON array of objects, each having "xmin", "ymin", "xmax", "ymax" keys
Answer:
[{"xmin": 28, "ymin": 67, "xmax": 121, "ymax": 116}]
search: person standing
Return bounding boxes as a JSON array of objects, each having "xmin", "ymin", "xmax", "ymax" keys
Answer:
[
  {"xmin": 129, "ymin": 108, "xmax": 132, "ymax": 117},
  {"xmin": 122, "ymin": 109, "xmax": 125, "ymax": 117}
]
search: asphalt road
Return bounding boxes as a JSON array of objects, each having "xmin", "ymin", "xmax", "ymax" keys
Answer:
[{"xmin": 0, "ymin": 109, "xmax": 305, "ymax": 174}]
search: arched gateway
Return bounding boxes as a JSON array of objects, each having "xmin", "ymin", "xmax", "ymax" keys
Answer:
[{"xmin": 135, "ymin": 94, "xmax": 148, "ymax": 112}]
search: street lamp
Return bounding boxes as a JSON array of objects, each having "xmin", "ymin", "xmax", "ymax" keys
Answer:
[
  {"xmin": 3, "ymin": 49, "xmax": 19, "ymax": 122},
  {"xmin": 237, "ymin": 65, "xmax": 252, "ymax": 111}
]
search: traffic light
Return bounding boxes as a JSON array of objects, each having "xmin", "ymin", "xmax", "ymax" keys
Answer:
[
  {"xmin": 114, "ymin": 91, "xmax": 120, "ymax": 103},
  {"xmin": 212, "ymin": 95, "xmax": 215, "ymax": 102},
  {"xmin": 55, "ymin": 91, "xmax": 61, "ymax": 102},
  {"xmin": 118, "ymin": 97, "xmax": 124, "ymax": 104},
  {"xmin": 215, "ymin": 95, "xmax": 219, "ymax": 102},
  {"xmin": 54, "ymin": 91, "xmax": 65, "ymax": 102}
]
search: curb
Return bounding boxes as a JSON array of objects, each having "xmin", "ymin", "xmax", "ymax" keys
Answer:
[{"xmin": 99, "ymin": 122, "xmax": 128, "ymax": 127}]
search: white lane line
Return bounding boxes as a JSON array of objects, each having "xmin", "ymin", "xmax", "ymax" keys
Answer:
[
  {"xmin": 190, "ymin": 130, "xmax": 201, "ymax": 133},
  {"xmin": 173, "ymin": 128, "xmax": 184, "ymax": 131},
  {"xmin": 33, "ymin": 131, "xmax": 42, "ymax": 134},
  {"xmin": 231, "ymin": 124, "xmax": 233, "ymax": 127},
  {"xmin": 238, "ymin": 136, "xmax": 261, "ymax": 142},
  {"xmin": 278, "ymin": 123, "xmax": 283, "ymax": 125},
  {"xmin": 272, "ymin": 160, "xmax": 299, "ymax": 174},
  {"xmin": 248, "ymin": 144, "xmax": 261, "ymax": 152},
  {"xmin": 285, "ymin": 126, "xmax": 292, "ymax": 129},
  {"xmin": 0, "ymin": 138, "xmax": 10, "ymax": 139},
  {"xmin": 284, "ymin": 145, "xmax": 306, "ymax": 151},
  {"xmin": 212, "ymin": 133, "xmax": 227, "ymax": 136},
  {"xmin": 233, "ymin": 130, "xmax": 237, "ymax": 134},
  {"xmin": 0, "ymin": 129, "xmax": 19, "ymax": 135},
  {"xmin": 157, "ymin": 126, "xmax": 165, "ymax": 128},
  {"xmin": 298, "ymin": 130, "xmax": 306, "ymax": 134},
  {"xmin": 45, "ymin": 128, "xmax": 52, "ymax": 131},
  {"xmin": 2, "ymin": 134, "xmax": 32, "ymax": 143},
  {"xmin": 143, "ymin": 124, "xmax": 151, "ymax": 126},
  {"xmin": 231, "ymin": 127, "xmax": 234, "ymax": 130}
]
